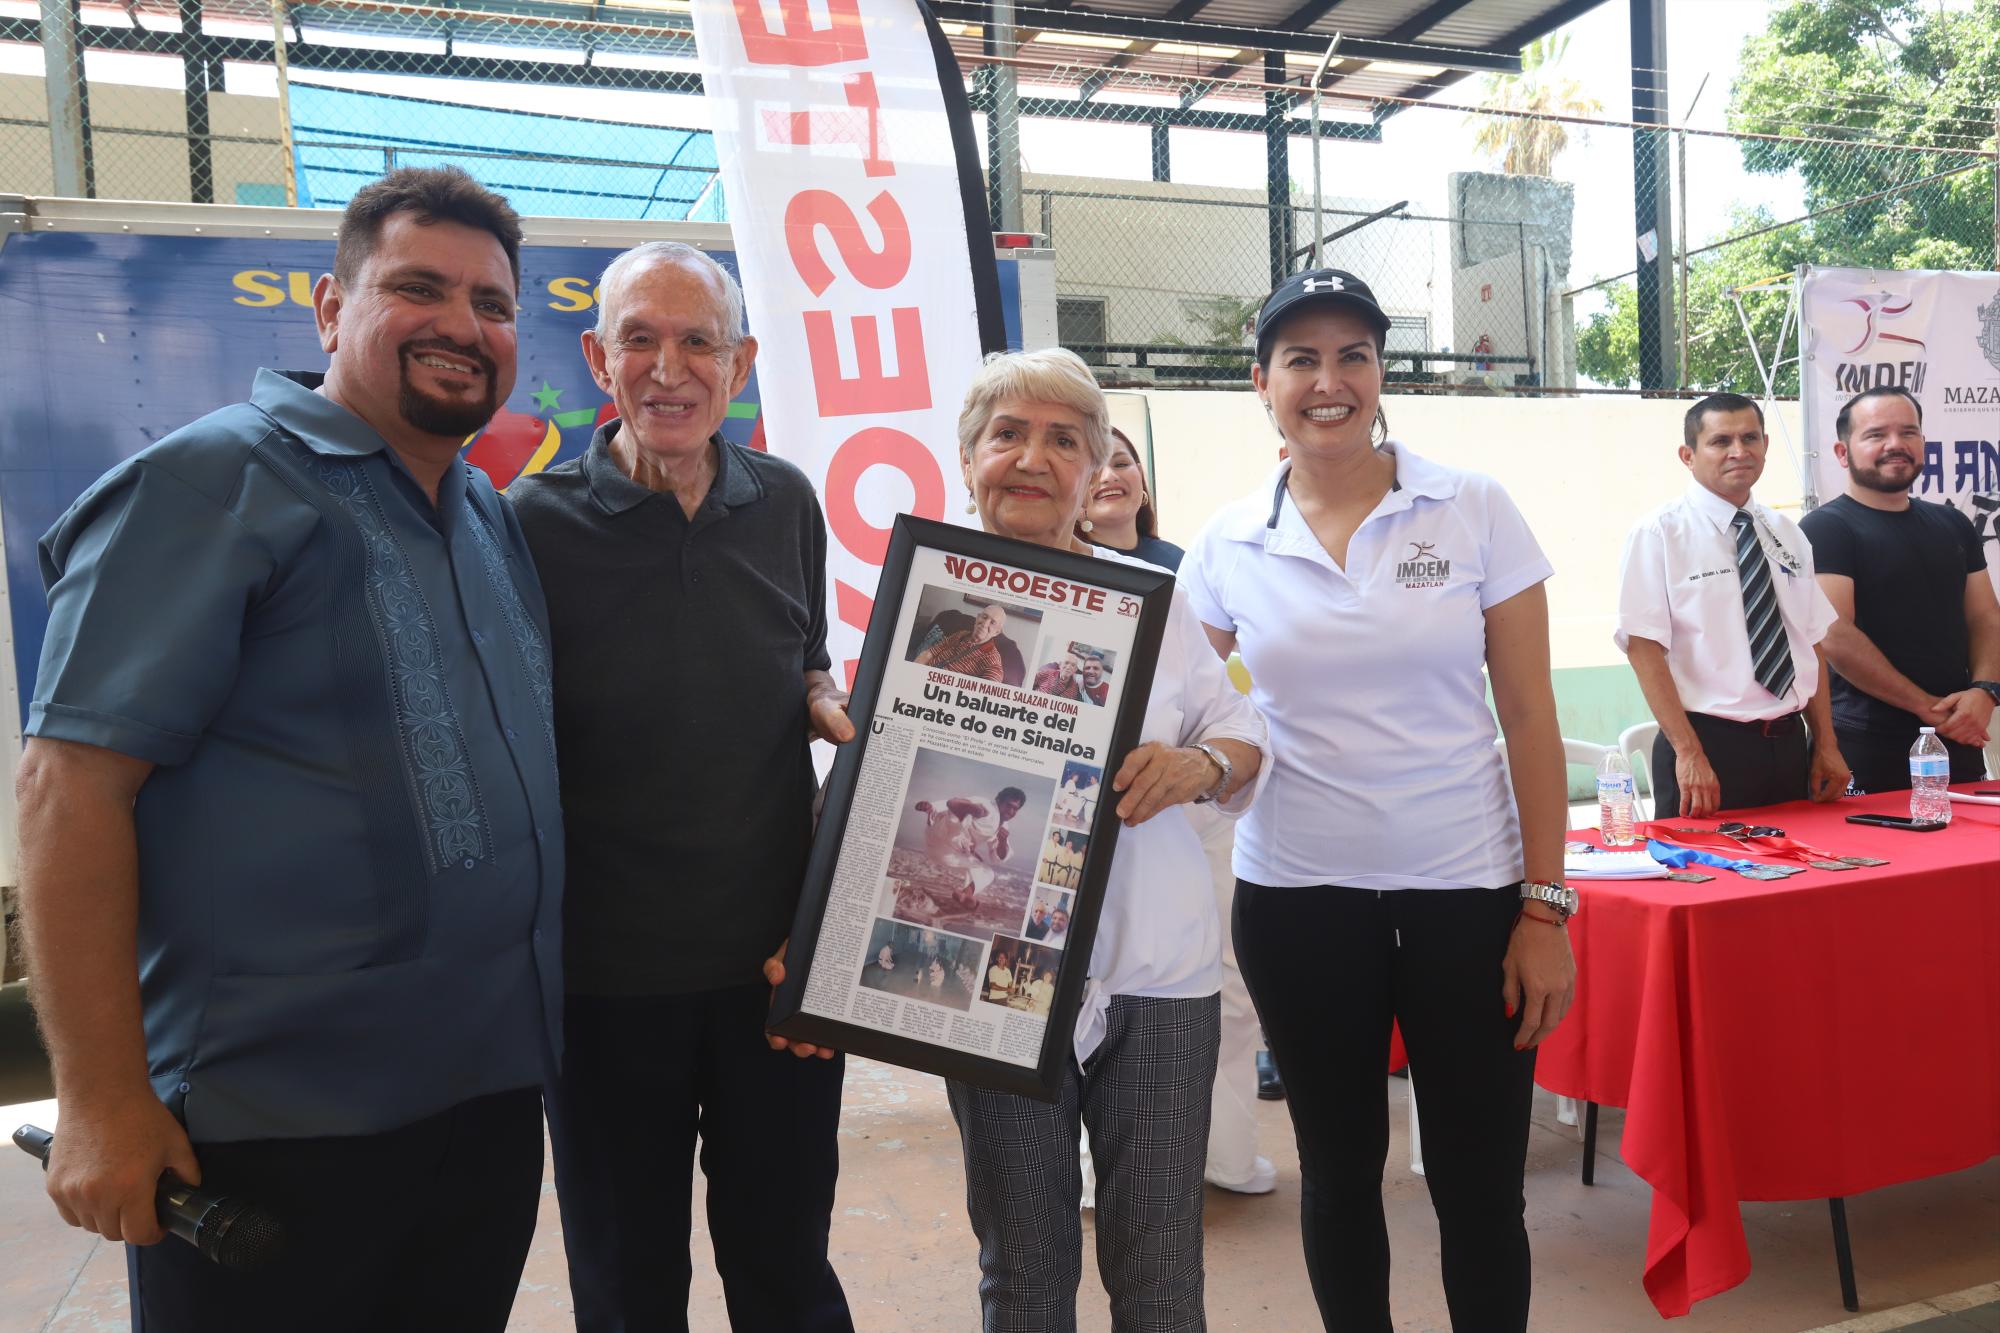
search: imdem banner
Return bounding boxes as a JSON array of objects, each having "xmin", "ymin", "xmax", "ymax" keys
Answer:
[
  {"xmin": 688, "ymin": 0, "xmax": 1007, "ymax": 685},
  {"xmin": 1800, "ymin": 266, "xmax": 2000, "ymax": 590}
]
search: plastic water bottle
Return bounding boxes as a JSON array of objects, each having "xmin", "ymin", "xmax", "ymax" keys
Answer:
[
  {"xmin": 1597, "ymin": 752, "xmax": 1638, "ymax": 846},
  {"xmin": 1909, "ymin": 727, "xmax": 1952, "ymax": 825}
]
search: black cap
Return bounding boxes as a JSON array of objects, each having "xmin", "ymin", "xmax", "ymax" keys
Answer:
[{"xmin": 1254, "ymin": 268, "xmax": 1390, "ymax": 361}]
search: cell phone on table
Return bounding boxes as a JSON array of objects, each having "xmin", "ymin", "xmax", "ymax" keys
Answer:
[{"xmin": 1844, "ymin": 813, "xmax": 1948, "ymax": 832}]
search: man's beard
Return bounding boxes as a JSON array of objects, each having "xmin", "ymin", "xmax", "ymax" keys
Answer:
[
  {"xmin": 399, "ymin": 342, "xmax": 499, "ymax": 438},
  {"xmin": 1849, "ymin": 453, "xmax": 1916, "ymax": 493}
]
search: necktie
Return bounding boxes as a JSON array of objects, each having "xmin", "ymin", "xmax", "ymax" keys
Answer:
[{"xmin": 1732, "ymin": 509, "xmax": 1794, "ymax": 701}]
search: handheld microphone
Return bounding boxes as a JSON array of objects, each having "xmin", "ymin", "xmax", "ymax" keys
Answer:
[{"xmin": 13, "ymin": 1123, "xmax": 285, "ymax": 1272}]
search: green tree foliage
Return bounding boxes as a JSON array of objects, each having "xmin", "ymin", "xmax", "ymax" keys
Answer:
[
  {"xmin": 1580, "ymin": 0, "xmax": 1997, "ymax": 389},
  {"xmin": 1580, "ymin": 211, "xmax": 1816, "ymax": 392},
  {"xmin": 1730, "ymin": 0, "xmax": 1997, "ymax": 272}
]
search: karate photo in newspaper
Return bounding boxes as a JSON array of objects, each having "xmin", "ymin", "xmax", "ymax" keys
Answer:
[{"xmin": 769, "ymin": 516, "xmax": 1172, "ymax": 1100}]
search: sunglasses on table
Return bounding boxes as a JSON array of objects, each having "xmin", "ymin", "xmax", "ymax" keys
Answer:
[{"xmin": 1716, "ymin": 822, "xmax": 1785, "ymax": 838}]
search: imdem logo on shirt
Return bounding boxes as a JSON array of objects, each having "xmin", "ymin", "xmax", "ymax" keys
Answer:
[{"xmin": 1394, "ymin": 540, "xmax": 1452, "ymax": 590}]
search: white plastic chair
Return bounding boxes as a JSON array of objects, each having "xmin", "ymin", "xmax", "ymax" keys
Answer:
[{"xmin": 1619, "ymin": 721, "xmax": 1660, "ymax": 821}]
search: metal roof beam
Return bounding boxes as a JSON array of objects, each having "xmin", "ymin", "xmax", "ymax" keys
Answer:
[
  {"xmin": 1184, "ymin": 0, "xmax": 1355, "ymax": 88},
  {"xmin": 1384, "ymin": 0, "xmax": 1480, "ymax": 39},
  {"xmin": 968, "ymin": 81, "xmax": 1382, "ymax": 138},
  {"xmin": 1315, "ymin": 0, "xmax": 1474, "ymax": 93},
  {"xmin": 1370, "ymin": 0, "xmax": 1606, "ymax": 119},
  {"xmin": 1176, "ymin": 80, "xmax": 1217, "ymax": 109},
  {"xmin": 1077, "ymin": 0, "xmax": 1212, "ymax": 103},
  {"xmin": 930, "ymin": 0, "xmax": 1522, "ymax": 70},
  {"xmin": 0, "ymin": 17, "xmax": 705, "ymax": 89}
]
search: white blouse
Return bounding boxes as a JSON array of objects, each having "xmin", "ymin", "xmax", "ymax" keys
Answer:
[{"xmin": 1076, "ymin": 546, "xmax": 1269, "ymax": 1062}]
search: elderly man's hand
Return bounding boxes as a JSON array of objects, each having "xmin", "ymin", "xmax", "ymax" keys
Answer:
[
  {"xmin": 805, "ymin": 672, "xmax": 854, "ymax": 745},
  {"xmin": 763, "ymin": 940, "xmax": 837, "ymax": 1060}
]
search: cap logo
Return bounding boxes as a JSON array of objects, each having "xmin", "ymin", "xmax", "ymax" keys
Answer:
[{"xmin": 1300, "ymin": 275, "xmax": 1346, "ymax": 294}]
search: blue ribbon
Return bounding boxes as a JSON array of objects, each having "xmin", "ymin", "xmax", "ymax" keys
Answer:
[{"xmin": 1647, "ymin": 839, "xmax": 1761, "ymax": 875}]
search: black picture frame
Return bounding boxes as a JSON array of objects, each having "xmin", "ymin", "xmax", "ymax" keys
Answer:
[{"xmin": 768, "ymin": 515, "xmax": 1174, "ymax": 1101}]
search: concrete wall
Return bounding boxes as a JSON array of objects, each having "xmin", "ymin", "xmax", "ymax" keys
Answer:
[
  {"xmin": 1023, "ymin": 172, "xmax": 1269, "ymax": 348},
  {"xmin": 1023, "ymin": 173, "xmax": 1441, "ymax": 351},
  {"xmin": 0, "ymin": 73, "xmax": 285, "ymax": 202}
]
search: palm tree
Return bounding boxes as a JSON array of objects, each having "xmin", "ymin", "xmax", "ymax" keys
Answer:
[{"xmin": 1466, "ymin": 34, "xmax": 1604, "ymax": 177}]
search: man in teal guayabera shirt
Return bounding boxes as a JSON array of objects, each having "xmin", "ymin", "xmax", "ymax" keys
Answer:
[{"xmin": 17, "ymin": 167, "xmax": 563, "ymax": 1332}]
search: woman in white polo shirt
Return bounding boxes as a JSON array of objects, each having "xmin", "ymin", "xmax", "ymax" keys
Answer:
[{"xmin": 1180, "ymin": 269, "xmax": 1575, "ymax": 1332}]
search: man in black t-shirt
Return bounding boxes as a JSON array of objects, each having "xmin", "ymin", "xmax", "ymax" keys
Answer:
[{"xmin": 1800, "ymin": 386, "xmax": 2000, "ymax": 792}]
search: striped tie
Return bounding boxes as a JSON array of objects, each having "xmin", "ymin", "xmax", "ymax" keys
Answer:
[{"xmin": 1733, "ymin": 509, "xmax": 1794, "ymax": 701}]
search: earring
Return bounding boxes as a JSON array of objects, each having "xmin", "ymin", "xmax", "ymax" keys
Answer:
[
  {"xmin": 1079, "ymin": 518, "xmax": 1095, "ymax": 532},
  {"xmin": 965, "ymin": 499, "xmax": 977, "ymax": 515}
]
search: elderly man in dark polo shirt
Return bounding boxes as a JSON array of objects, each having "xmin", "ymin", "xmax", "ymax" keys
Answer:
[
  {"xmin": 16, "ymin": 167, "xmax": 562, "ymax": 1331},
  {"xmin": 510, "ymin": 241, "xmax": 855, "ymax": 1332}
]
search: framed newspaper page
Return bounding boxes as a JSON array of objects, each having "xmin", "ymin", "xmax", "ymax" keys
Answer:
[{"xmin": 768, "ymin": 515, "xmax": 1173, "ymax": 1100}]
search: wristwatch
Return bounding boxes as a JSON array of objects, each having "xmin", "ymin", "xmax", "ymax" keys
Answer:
[
  {"xmin": 1971, "ymin": 681, "xmax": 2000, "ymax": 706},
  {"xmin": 1190, "ymin": 742, "xmax": 1233, "ymax": 804},
  {"xmin": 1520, "ymin": 880, "xmax": 1579, "ymax": 922}
]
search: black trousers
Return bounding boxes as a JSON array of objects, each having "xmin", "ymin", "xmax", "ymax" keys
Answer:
[
  {"xmin": 545, "ymin": 982, "xmax": 853, "ymax": 1333},
  {"xmin": 129, "ymin": 1086, "xmax": 544, "ymax": 1333},
  {"xmin": 1234, "ymin": 881, "xmax": 1534, "ymax": 1333},
  {"xmin": 1836, "ymin": 724, "xmax": 1988, "ymax": 794},
  {"xmin": 1651, "ymin": 711, "xmax": 1810, "ymax": 817}
]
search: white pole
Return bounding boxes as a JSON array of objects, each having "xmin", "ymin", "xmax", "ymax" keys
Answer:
[
  {"xmin": 1308, "ymin": 33, "xmax": 1341, "ymax": 268},
  {"xmin": 271, "ymin": 0, "xmax": 298, "ymax": 206}
]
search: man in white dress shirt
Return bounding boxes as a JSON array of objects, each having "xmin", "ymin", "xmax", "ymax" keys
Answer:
[{"xmin": 1615, "ymin": 393, "xmax": 1850, "ymax": 816}]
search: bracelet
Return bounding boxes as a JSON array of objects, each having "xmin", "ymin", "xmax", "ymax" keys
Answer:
[
  {"xmin": 1515, "ymin": 909, "xmax": 1566, "ymax": 930},
  {"xmin": 1190, "ymin": 741, "xmax": 1232, "ymax": 804}
]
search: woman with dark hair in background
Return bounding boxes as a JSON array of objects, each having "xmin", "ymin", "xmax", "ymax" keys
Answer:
[{"xmin": 1080, "ymin": 427, "xmax": 1184, "ymax": 570}]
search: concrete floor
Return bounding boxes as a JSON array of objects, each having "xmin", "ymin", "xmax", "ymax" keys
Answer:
[{"xmin": 4, "ymin": 1061, "xmax": 1995, "ymax": 1332}]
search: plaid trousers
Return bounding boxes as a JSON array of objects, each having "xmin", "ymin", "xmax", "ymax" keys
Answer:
[{"xmin": 947, "ymin": 992, "xmax": 1222, "ymax": 1333}]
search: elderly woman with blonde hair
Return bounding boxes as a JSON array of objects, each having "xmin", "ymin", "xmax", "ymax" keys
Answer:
[{"xmin": 942, "ymin": 347, "xmax": 1269, "ymax": 1333}]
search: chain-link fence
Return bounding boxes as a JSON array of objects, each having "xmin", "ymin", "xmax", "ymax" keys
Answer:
[
  {"xmin": 1, "ymin": 0, "xmax": 714, "ymax": 212},
  {"xmin": 1018, "ymin": 184, "xmax": 1561, "ymax": 387},
  {"xmin": 1573, "ymin": 126, "xmax": 1999, "ymax": 395},
  {"xmin": 4, "ymin": 0, "xmax": 1993, "ymax": 393}
]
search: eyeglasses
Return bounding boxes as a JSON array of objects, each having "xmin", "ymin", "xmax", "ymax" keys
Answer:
[{"xmin": 1717, "ymin": 822, "xmax": 1786, "ymax": 838}]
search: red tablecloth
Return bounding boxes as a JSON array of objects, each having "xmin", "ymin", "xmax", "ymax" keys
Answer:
[{"xmin": 1534, "ymin": 786, "xmax": 2000, "ymax": 1318}]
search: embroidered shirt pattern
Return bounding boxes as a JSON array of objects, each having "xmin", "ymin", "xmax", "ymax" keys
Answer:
[{"xmin": 310, "ymin": 455, "xmax": 487, "ymax": 871}]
